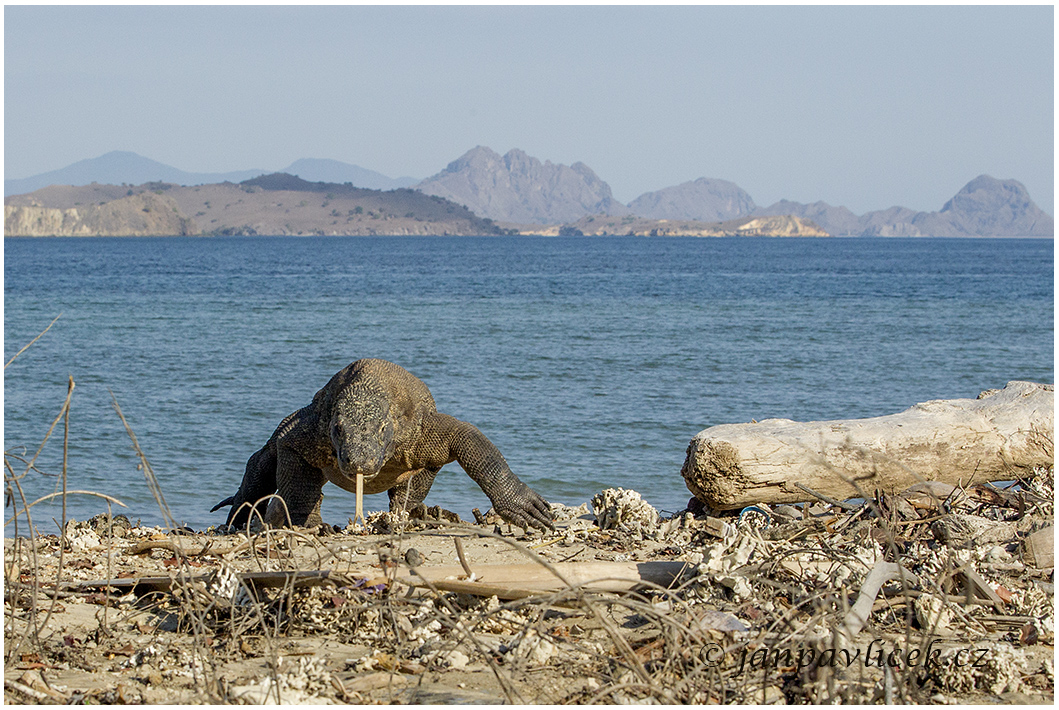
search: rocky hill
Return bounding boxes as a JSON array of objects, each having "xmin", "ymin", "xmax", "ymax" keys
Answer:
[
  {"xmin": 627, "ymin": 178, "xmax": 757, "ymax": 222},
  {"xmin": 415, "ymin": 146, "xmax": 629, "ymax": 224},
  {"xmin": 413, "ymin": 147, "xmax": 1049, "ymax": 236},
  {"xmin": 935, "ymin": 175, "xmax": 1052, "ymax": 236},
  {"xmin": 625, "ymin": 173, "xmax": 1051, "ymax": 237},
  {"xmin": 753, "ymin": 175, "xmax": 1052, "ymax": 237},
  {"xmin": 4, "ymin": 174, "xmax": 506, "ymax": 237}
]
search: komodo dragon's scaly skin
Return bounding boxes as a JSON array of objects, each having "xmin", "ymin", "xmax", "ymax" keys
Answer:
[{"xmin": 211, "ymin": 359, "xmax": 554, "ymax": 531}]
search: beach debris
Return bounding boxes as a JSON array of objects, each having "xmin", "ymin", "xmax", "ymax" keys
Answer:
[
  {"xmin": 511, "ymin": 628, "xmax": 556, "ymax": 666},
  {"xmin": 842, "ymin": 560, "xmax": 919, "ymax": 637},
  {"xmin": 931, "ymin": 513, "xmax": 1019, "ymax": 548},
  {"xmin": 229, "ymin": 655, "xmax": 335, "ymax": 704},
  {"xmin": 550, "ymin": 501, "xmax": 592, "ymax": 523},
  {"xmin": 681, "ymin": 381, "xmax": 1053, "ymax": 510},
  {"xmin": 62, "ymin": 519, "xmax": 103, "ymax": 552},
  {"xmin": 591, "ymin": 487, "xmax": 660, "ymax": 532},
  {"xmin": 929, "ymin": 643, "xmax": 1030, "ymax": 695},
  {"xmin": 914, "ymin": 593, "xmax": 956, "ymax": 635},
  {"xmin": 6, "ymin": 461, "xmax": 1054, "ymax": 705},
  {"xmin": 70, "ymin": 568, "xmax": 365, "ymax": 597},
  {"xmin": 1022, "ymin": 525, "xmax": 1054, "ymax": 569},
  {"xmin": 400, "ymin": 560, "xmax": 691, "ymax": 599}
]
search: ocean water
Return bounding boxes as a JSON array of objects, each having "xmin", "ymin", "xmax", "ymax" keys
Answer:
[{"xmin": 4, "ymin": 236, "xmax": 1053, "ymax": 531}]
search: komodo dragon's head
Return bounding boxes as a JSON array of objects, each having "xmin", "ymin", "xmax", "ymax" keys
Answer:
[{"xmin": 329, "ymin": 389, "xmax": 396, "ymax": 482}]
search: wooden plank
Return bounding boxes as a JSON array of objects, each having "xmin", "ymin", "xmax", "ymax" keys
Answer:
[
  {"xmin": 1023, "ymin": 526, "xmax": 1054, "ymax": 569},
  {"xmin": 957, "ymin": 566, "xmax": 1006, "ymax": 610}
]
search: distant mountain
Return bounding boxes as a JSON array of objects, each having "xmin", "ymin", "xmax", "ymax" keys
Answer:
[
  {"xmin": 279, "ymin": 158, "xmax": 418, "ymax": 191},
  {"xmin": 5, "ymin": 151, "xmax": 418, "ymax": 197},
  {"xmin": 4, "ymin": 151, "xmax": 266, "ymax": 197},
  {"xmin": 753, "ymin": 175, "xmax": 1052, "ymax": 237},
  {"xmin": 934, "ymin": 175, "xmax": 1052, "ymax": 237},
  {"xmin": 8, "ymin": 148, "xmax": 1050, "ymax": 236},
  {"xmin": 415, "ymin": 146, "xmax": 630, "ymax": 224},
  {"xmin": 627, "ymin": 178, "xmax": 756, "ymax": 222}
]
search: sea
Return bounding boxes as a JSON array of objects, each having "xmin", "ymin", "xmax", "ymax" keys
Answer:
[{"xmin": 3, "ymin": 236, "xmax": 1054, "ymax": 532}]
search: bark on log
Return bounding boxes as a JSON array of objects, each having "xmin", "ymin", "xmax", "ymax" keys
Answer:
[{"xmin": 681, "ymin": 381, "xmax": 1053, "ymax": 510}]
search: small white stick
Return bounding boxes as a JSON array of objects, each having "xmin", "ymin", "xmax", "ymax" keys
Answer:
[
  {"xmin": 842, "ymin": 560, "xmax": 918, "ymax": 638},
  {"xmin": 354, "ymin": 472, "xmax": 366, "ymax": 528}
]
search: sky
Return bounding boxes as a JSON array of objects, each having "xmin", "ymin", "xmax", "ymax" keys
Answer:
[{"xmin": 4, "ymin": 4, "xmax": 1054, "ymax": 215}]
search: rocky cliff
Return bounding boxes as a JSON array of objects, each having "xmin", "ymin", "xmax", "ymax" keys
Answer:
[
  {"xmin": 4, "ymin": 191, "xmax": 195, "ymax": 236},
  {"xmin": 415, "ymin": 146, "xmax": 629, "ymax": 224}
]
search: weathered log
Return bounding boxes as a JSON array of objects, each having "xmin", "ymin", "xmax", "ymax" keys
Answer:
[
  {"xmin": 399, "ymin": 561, "xmax": 692, "ymax": 599},
  {"xmin": 75, "ymin": 561, "xmax": 693, "ymax": 601},
  {"xmin": 681, "ymin": 381, "xmax": 1053, "ymax": 510}
]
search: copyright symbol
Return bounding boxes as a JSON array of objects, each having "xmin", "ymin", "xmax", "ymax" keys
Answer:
[{"xmin": 697, "ymin": 642, "xmax": 725, "ymax": 666}]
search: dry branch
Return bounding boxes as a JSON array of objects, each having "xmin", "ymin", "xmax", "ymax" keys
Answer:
[
  {"xmin": 682, "ymin": 381, "xmax": 1053, "ymax": 510},
  {"xmin": 4, "ymin": 314, "xmax": 61, "ymax": 370}
]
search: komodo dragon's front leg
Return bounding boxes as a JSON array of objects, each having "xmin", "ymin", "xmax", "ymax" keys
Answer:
[
  {"xmin": 387, "ymin": 466, "xmax": 440, "ymax": 518},
  {"xmin": 422, "ymin": 413, "xmax": 554, "ymax": 531}
]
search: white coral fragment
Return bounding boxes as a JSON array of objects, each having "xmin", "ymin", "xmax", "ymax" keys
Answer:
[{"xmin": 591, "ymin": 487, "xmax": 659, "ymax": 532}]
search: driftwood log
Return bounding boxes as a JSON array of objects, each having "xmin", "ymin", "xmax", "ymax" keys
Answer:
[
  {"xmin": 74, "ymin": 561, "xmax": 692, "ymax": 602},
  {"xmin": 399, "ymin": 561, "xmax": 692, "ymax": 600},
  {"xmin": 681, "ymin": 381, "xmax": 1053, "ymax": 510}
]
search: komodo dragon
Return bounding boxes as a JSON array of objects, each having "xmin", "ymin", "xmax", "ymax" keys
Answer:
[{"xmin": 212, "ymin": 358, "xmax": 554, "ymax": 531}]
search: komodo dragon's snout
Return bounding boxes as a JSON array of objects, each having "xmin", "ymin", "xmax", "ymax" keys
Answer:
[
  {"xmin": 212, "ymin": 358, "xmax": 555, "ymax": 532},
  {"xmin": 329, "ymin": 395, "xmax": 395, "ymax": 480}
]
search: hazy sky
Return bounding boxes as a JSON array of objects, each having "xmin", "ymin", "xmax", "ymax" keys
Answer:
[{"xmin": 5, "ymin": 5, "xmax": 1054, "ymax": 215}]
